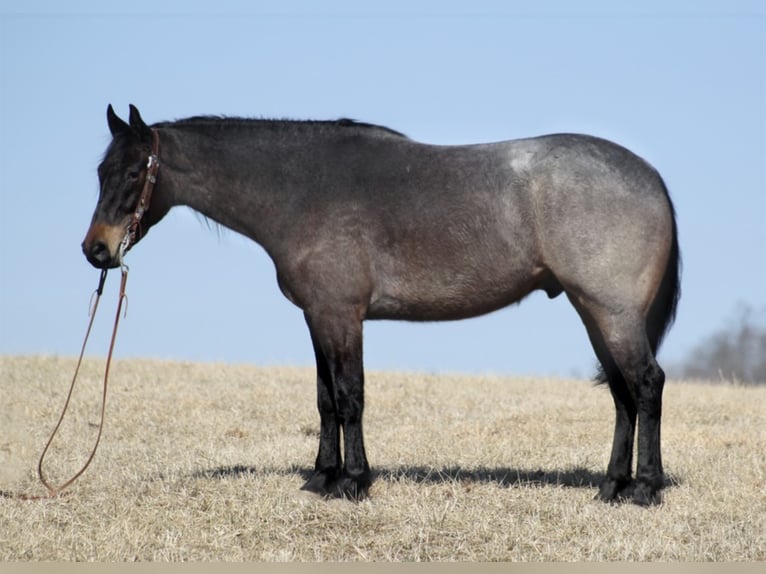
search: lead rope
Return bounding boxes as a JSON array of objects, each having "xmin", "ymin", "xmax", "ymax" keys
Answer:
[
  {"xmin": 14, "ymin": 129, "xmax": 158, "ymax": 501},
  {"xmin": 30, "ymin": 263, "xmax": 129, "ymax": 499}
]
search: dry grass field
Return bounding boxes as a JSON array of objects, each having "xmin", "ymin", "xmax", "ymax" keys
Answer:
[{"xmin": 1, "ymin": 355, "xmax": 764, "ymax": 561}]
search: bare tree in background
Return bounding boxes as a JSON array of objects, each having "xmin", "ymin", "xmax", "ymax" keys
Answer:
[{"xmin": 680, "ymin": 304, "xmax": 766, "ymax": 385}]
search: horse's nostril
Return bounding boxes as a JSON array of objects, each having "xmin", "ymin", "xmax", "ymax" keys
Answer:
[
  {"xmin": 84, "ymin": 240, "xmax": 111, "ymax": 267},
  {"xmin": 92, "ymin": 241, "xmax": 107, "ymax": 257}
]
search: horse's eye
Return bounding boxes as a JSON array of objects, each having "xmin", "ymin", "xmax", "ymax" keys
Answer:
[{"xmin": 127, "ymin": 170, "xmax": 140, "ymax": 181}]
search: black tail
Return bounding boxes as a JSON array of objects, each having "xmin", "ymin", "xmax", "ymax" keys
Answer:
[{"xmin": 645, "ymin": 178, "xmax": 681, "ymax": 355}]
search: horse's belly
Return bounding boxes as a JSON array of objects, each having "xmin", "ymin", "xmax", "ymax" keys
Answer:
[{"xmin": 366, "ymin": 265, "xmax": 540, "ymax": 321}]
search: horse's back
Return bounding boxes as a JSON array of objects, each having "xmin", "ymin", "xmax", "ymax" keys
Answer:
[{"xmin": 279, "ymin": 131, "xmax": 673, "ymax": 322}]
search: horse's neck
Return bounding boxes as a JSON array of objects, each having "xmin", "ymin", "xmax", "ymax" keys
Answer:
[{"xmin": 159, "ymin": 126, "xmax": 295, "ymax": 252}]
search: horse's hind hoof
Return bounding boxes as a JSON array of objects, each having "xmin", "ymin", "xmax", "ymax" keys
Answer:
[
  {"xmin": 300, "ymin": 468, "xmax": 339, "ymax": 496},
  {"xmin": 331, "ymin": 474, "xmax": 371, "ymax": 502}
]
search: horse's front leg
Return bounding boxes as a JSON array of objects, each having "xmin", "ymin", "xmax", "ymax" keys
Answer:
[
  {"xmin": 301, "ymin": 316, "xmax": 343, "ymax": 495},
  {"xmin": 302, "ymin": 309, "xmax": 371, "ymax": 500}
]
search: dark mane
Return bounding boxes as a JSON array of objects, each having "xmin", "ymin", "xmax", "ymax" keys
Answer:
[{"xmin": 154, "ymin": 115, "xmax": 408, "ymax": 139}]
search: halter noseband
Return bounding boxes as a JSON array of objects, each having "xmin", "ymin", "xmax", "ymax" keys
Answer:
[{"xmin": 119, "ymin": 129, "xmax": 160, "ymax": 265}]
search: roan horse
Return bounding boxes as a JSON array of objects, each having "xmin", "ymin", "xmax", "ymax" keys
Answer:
[{"xmin": 83, "ymin": 105, "xmax": 680, "ymax": 505}]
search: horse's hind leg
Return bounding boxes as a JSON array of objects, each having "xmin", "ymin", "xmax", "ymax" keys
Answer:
[
  {"xmin": 596, "ymin": 356, "xmax": 639, "ymax": 501},
  {"xmin": 572, "ymin": 299, "xmax": 665, "ymax": 505},
  {"xmin": 302, "ymin": 309, "xmax": 371, "ymax": 500}
]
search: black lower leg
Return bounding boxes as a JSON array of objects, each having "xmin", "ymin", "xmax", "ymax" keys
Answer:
[
  {"xmin": 301, "ymin": 400, "xmax": 342, "ymax": 494},
  {"xmin": 331, "ymin": 372, "xmax": 371, "ymax": 500},
  {"xmin": 598, "ymin": 377, "xmax": 638, "ymax": 502},
  {"xmin": 632, "ymin": 363, "xmax": 666, "ymax": 506},
  {"xmin": 301, "ymin": 323, "xmax": 342, "ymax": 495}
]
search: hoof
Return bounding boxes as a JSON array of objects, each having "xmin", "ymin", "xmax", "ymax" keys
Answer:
[
  {"xmin": 301, "ymin": 469, "xmax": 371, "ymax": 501},
  {"xmin": 300, "ymin": 468, "xmax": 339, "ymax": 496},
  {"xmin": 630, "ymin": 479, "xmax": 663, "ymax": 506},
  {"xmin": 331, "ymin": 474, "xmax": 371, "ymax": 501},
  {"xmin": 596, "ymin": 477, "xmax": 663, "ymax": 506},
  {"xmin": 596, "ymin": 477, "xmax": 633, "ymax": 503}
]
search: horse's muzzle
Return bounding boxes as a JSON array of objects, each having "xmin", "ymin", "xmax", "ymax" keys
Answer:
[
  {"xmin": 82, "ymin": 223, "xmax": 126, "ymax": 269},
  {"xmin": 82, "ymin": 240, "xmax": 119, "ymax": 269}
]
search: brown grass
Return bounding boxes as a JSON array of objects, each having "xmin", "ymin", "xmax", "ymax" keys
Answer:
[{"xmin": 1, "ymin": 355, "xmax": 764, "ymax": 561}]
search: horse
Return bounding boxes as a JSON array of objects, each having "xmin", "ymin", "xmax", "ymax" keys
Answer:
[{"xmin": 83, "ymin": 104, "xmax": 680, "ymax": 505}]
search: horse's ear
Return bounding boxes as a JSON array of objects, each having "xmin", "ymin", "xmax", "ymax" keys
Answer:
[
  {"xmin": 107, "ymin": 104, "xmax": 130, "ymax": 137},
  {"xmin": 128, "ymin": 104, "xmax": 153, "ymax": 142}
]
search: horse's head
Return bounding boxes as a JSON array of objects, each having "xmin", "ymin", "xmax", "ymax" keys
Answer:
[{"xmin": 82, "ymin": 104, "xmax": 164, "ymax": 269}]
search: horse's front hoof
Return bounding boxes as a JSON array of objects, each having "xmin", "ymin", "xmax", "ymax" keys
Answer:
[
  {"xmin": 596, "ymin": 476, "xmax": 663, "ymax": 506},
  {"xmin": 595, "ymin": 477, "xmax": 633, "ymax": 503},
  {"xmin": 301, "ymin": 469, "xmax": 371, "ymax": 501}
]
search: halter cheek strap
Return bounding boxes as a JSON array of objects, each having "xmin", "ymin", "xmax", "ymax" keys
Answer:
[{"xmin": 119, "ymin": 129, "xmax": 160, "ymax": 267}]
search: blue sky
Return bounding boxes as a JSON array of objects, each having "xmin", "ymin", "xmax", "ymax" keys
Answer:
[{"xmin": 1, "ymin": 0, "xmax": 764, "ymax": 378}]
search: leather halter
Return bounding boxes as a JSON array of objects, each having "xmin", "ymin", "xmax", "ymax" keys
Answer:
[{"xmin": 121, "ymin": 129, "xmax": 160, "ymax": 261}]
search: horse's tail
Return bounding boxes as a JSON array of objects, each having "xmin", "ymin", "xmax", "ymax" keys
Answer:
[{"xmin": 645, "ymin": 177, "xmax": 681, "ymax": 356}]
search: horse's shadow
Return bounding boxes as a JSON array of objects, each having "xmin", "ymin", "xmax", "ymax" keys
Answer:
[
  {"xmin": 190, "ymin": 464, "xmax": 622, "ymax": 490},
  {"xmin": 376, "ymin": 465, "xmax": 605, "ymax": 489}
]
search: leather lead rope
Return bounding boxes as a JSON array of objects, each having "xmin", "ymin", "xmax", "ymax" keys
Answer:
[
  {"xmin": 14, "ymin": 129, "xmax": 159, "ymax": 500},
  {"xmin": 4, "ymin": 268, "xmax": 126, "ymax": 500},
  {"xmin": 32, "ymin": 268, "xmax": 128, "ymax": 498}
]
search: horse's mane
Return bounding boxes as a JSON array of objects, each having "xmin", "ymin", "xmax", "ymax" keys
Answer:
[
  {"xmin": 152, "ymin": 116, "xmax": 406, "ymax": 236},
  {"xmin": 154, "ymin": 115, "xmax": 408, "ymax": 139}
]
